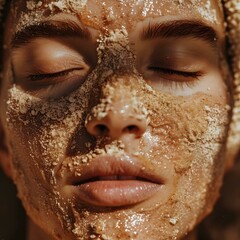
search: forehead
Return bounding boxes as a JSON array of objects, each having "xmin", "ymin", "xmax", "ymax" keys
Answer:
[{"xmin": 11, "ymin": 0, "xmax": 224, "ymax": 34}]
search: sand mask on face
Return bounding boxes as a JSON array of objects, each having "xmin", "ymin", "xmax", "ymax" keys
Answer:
[
  {"xmin": 3, "ymin": 25, "xmax": 230, "ymax": 240},
  {"xmin": 0, "ymin": 0, "xmax": 240, "ymax": 239},
  {"xmin": 0, "ymin": 0, "xmax": 235, "ymax": 163}
]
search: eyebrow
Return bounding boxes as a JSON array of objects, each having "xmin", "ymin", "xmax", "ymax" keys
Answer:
[
  {"xmin": 12, "ymin": 20, "xmax": 91, "ymax": 48},
  {"xmin": 141, "ymin": 20, "xmax": 218, "ymax": 48}
]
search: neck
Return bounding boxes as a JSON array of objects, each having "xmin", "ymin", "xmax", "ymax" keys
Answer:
[{"xmin": 27, "ymin": 218, "xmax": 52, "ymax": 240}]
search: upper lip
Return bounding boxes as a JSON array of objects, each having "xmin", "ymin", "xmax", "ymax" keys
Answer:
[{"xmin": 67, "ymin": 155, "xmax": 165, "ymax": 186}]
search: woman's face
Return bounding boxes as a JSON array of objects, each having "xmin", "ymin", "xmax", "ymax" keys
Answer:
[{"xmin": 0, "ymin": 0, "xmax": 230, "ymax": 239}]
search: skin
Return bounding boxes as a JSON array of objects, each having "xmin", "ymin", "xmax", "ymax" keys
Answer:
[{"xmin": 0, "ymin": 0, "xmax": 232, "ymax": 239}]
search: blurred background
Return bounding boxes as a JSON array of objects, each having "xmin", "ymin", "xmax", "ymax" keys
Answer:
[
  {"xmin": 198, "ymin": 157, "xmax": 240, "ymax": 240},
  {"xmin": 0, "ymin": 169, "xmax": 26, "ymax": 240}
]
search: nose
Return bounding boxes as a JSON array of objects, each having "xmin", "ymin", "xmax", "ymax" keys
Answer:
[{"xmin": 85, "ymin": 104, "xmax": 147, "ymax": 140}]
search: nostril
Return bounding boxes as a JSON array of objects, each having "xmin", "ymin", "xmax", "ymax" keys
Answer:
[
  {"xmin": 86, "ymin": 113, "xmax": 147, "ymax": 139},
  {"xmin": 127, "ymin": 125, "xmax": 138, "ymax": 132},
  {"xmin": 124, "ymin": 125, "xmax": 139, "ymax": 134},
  {"xmin": 95, "ymin": 124, "xmax": 109, "ymax": 136}
]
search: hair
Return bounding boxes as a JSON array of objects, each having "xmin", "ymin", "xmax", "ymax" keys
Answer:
[
  {"xmin": 0, "ymin": 0, "xmax": 10, "ymax": 74},
  {"xmin": 223, "ymin": 0, "xmax": 240, "ymax": 165}
]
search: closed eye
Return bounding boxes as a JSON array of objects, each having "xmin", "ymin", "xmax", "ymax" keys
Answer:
[
  {"xmin": 27, "ymin": 68, "xmax": 84, "ymax": 82},
  {"xmin": 16, "ymin": 67, "xmax": 90, "ymax": 99},
  {"xmin": 148, "ymin": 67, "xmax": 203, "ymax": 80}
]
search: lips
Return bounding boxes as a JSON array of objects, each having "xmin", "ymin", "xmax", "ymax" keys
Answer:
[{"xmin": 66, "ymin": 155, "xmax": 165, "ymax": 207}]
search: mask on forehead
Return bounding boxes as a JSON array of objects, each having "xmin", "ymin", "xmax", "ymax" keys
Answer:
[
  {"xmin": 0, "ymin": 1, "xmax": 240, "ymax": 239},
  {"xmin": 0, "ymin": 0, "xmax": 239, "ymax": 164}
]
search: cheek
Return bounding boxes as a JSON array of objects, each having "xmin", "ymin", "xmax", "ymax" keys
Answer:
[
  {"xmin": 141, "ymin": 90, "xmax": 229, "ymax": 170},
  {"xmin": 4, "ymin": 84, "xmax": 93, "ymax": 237},
  {"xmin": 135, "ymin": 88, "xmax": 229, "ymax": 231},
  {"xmin": 4, "ymin": 81, "xmax": 95, "ymax": 206},
  {"xmin": 143, "ymin": 89, "xmax": 229, "ymax": 209}
]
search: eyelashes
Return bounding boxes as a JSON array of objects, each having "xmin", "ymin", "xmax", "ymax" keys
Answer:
[
  {"xmin": 22, "ymin": 65, "xmax": 204, "ymax": 98},
  {"xmin": 145, "ymin": 66, "xmax": 204, "ymax": 89},
  {"xmin": 28, "ymin": 67, "xmax": 202, "ymax": 82},
  {"xmin": 27, "ymin": 68, "xmax": 84, "ymax": 82},
  {"xmin": 11, "ymin": 31, "xmax": 218, "ymax": 99},
  {"xmin": 14, "ymin": 50, "xmax": 208, "ymax": 98},
  {"xmin": 148, "ymin": 67, "xmax": 203, "ymax": 79},
  {"xmin": 19, "ymin": 68, "xmax": 89, "ymax": 99}
]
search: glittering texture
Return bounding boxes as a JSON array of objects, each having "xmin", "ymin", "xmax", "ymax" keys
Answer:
[
  {"xmin": 0, "ymin": 0, "xmax": 239, "ymax": 163},
  {"xmin": 0, "ymin": 0, "xmax": 240, "ymax": 239},
  {"xmin": 6, "ymin": 76, "xmax": 229, "ymax": 239},
  {"xmin": 4, "ymin": 23, "xmax": 230, "ymax": 236}
]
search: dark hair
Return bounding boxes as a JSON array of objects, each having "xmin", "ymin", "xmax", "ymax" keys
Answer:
[{"xmin": 0, "ymin": 0, "xmax": 11, "ymax": 73}]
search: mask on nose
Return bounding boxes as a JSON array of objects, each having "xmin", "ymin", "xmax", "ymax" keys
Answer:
[{"xmin": 0, "ymin": 1, "xmax": 239, "ymax": 163}]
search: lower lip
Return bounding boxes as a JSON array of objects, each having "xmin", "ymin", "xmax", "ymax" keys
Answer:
[{"xmin": 73, "ymin": 180, "xmax": 162, "ymax": 207}]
